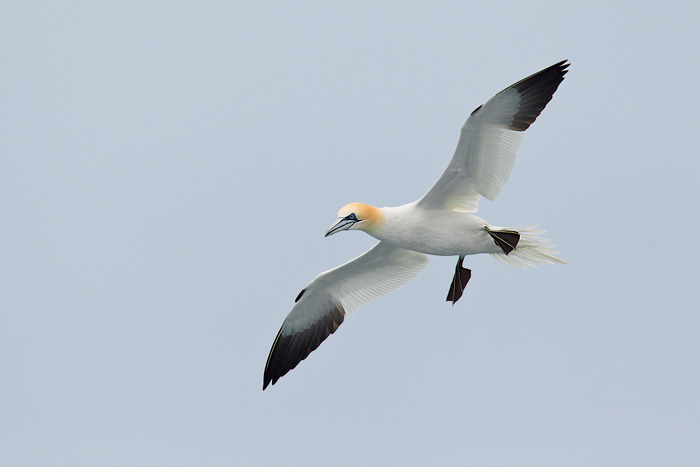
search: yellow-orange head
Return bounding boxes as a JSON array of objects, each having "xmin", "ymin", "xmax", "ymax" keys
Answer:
[{"xmin": 325, "ymin": 202, "xmax": 384, "ymax": 237}]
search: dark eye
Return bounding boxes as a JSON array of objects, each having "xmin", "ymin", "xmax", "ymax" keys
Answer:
[{"xmin": 347, "ymin": 213, "xmax": 358, "ymax": 221}]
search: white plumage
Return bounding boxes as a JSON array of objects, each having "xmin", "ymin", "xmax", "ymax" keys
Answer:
[{"xmin": 264, "ymin": 60, "xmax": 570, "ymax": 389}]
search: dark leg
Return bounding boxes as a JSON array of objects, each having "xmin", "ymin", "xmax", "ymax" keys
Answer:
[
  {"xmin": 446, "ymin": 255, "xmax": 472, "ymax": 305},
  {"xmin": 484, "ymin": 227, "xmax": 520, "ymax": 255}
]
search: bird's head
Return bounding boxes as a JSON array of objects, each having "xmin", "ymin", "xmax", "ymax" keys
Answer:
[{"xmin": 325, "ymin": 202, "xmax": 383, "ymax": 237}]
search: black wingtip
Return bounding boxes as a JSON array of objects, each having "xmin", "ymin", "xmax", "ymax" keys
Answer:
[
  {"xmin": 263, "ymin": 326, "xmax": 285, "ymax": 390},
  {"xmin": 504, "ymin": 60, "xmax": 570, "ymax": 132},
  {"xmin": 263, "ymin": 304, "xmax": 346, "ymax": 390}
]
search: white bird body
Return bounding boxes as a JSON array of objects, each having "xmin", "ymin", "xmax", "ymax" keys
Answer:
[
  {"xmin": 364, "ymin": 203, "xmax": 499, "ymax": 256},
  {"xmin": 264, "ymin": 61, "xmax": 570, "ymax": 389}
]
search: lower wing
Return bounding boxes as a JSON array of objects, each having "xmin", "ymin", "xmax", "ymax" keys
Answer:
[{"xmin": 263, "ymin": 242, "xmax": 429, "ymax": 389}]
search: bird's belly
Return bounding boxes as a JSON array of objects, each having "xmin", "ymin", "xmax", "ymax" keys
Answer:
[{"xmin": 374, "ymin": 214, "xmax": 500, "ymax": 256}]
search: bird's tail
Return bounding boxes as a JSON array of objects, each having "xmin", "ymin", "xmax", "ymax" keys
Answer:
[{"xmin": 490, "ymin": 225, "xmax": 567, "ymax": 269}]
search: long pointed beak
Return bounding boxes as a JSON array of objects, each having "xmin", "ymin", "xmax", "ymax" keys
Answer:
[{"xmin": 325, "ymin": 217, "xmax": 357, "ymax": 237}]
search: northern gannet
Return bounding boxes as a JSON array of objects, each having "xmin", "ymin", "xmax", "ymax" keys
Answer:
[{"xmin": 264, "ymin": 60, "xmax": 569, "ymax": 389}]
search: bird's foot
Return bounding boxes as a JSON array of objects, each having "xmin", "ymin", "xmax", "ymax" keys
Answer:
[
  {"xmin": 484, "ymin": 227, "xmax": 520, "ymax": 255},
  {"xmin": 446, "ymin": 256, "xmax": 471, "ymax": 305}
]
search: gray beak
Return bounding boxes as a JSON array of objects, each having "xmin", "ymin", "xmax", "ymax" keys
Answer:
[{"xmin": 325, "ymin": 217, "xmax": 357, "ymax": 237}]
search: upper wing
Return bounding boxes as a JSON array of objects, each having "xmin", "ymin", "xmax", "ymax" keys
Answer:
[
  {"xmin": 263, "ymin": 242, "xmax": 428, "ymax": 389},
  {"xmin": 416, "ymin": 60, "xmax": 569, "ymax": 212}
]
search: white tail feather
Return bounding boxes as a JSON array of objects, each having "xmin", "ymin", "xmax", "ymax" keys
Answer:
[{"xmin": 490, "ymin": 225, "xmax": 567, "ymax": 269}]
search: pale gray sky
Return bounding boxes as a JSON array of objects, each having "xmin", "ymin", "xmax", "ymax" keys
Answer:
[{"xmin": 2, "ymin": 1, "xmax": 699, "ymax": 466}]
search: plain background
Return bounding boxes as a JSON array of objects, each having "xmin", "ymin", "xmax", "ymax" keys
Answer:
[{"xmin": 2, "ymin": 1, "xmax": 699, "ymax": 466}]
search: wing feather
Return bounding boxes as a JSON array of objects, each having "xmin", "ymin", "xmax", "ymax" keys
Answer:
[
  {"xmin": 416, "ymin": 60, "xmax": 569, "ymax": 212},
  {"xmin": 263, "ymin": 242, "xmax": 428, "ymax": 389}
]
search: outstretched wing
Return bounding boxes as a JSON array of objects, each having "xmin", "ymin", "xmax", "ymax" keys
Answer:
[
  {"xmin": 416, "ymin": 60, "xmax": 569, "ymax": 212},
  {"xmin": 263, "ymin": 242, "xmax": 428, "ymax": 389}
]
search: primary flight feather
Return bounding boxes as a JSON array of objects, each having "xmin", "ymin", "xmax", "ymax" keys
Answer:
[{"xmin": 264, "ymin": 60, "xmax": 569, "ymax": 389}]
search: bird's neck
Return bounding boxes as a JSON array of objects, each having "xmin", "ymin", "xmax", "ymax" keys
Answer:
[{"xmin": 360, "ymin": 203, "xmax": 415, "ymax": 239}]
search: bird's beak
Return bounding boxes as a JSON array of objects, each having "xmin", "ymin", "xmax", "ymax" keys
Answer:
[{"xmin": 325, "ymin": 217, "xmax": 357, "ymax": 237}]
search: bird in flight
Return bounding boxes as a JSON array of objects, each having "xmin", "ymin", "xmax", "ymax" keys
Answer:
[{"xmin": 264, "ymin": 60, "xmax": 569, "ymax": 389}]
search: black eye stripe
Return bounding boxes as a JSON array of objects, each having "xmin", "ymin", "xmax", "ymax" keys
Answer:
[{"xmin": 346, "ymin": 213, "xmax": 358, "ymax": 221}]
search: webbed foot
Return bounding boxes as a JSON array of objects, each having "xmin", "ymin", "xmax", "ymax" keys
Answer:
[
  {"xmin": 446, "ymin": 256, "xmax": 472, "ymax": 305},
  {"xmin": 484, "ymin": 227, "xmax": 520, "ymax": 255}
]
